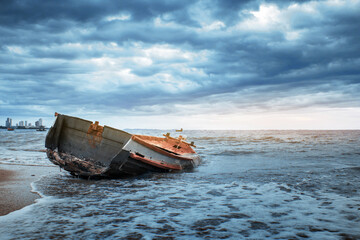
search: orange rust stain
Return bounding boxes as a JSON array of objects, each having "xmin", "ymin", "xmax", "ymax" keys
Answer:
[
  {"xmin": 132, "ymin": 134, "xmax": 196, "ymax": 160},
  {"xmin": 87, "ymin": 121, "xmax": 104, "ymax": 148}
]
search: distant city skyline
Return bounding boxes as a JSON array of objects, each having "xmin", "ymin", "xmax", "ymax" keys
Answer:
[{"xmin": 3, "ymin": 117, "xmax": 44, "ymax": 128}]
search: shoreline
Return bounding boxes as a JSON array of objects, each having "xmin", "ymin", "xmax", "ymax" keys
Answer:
[{"xmin": 0, "ymin": 164, "xmax": 57, "ymax": 216}]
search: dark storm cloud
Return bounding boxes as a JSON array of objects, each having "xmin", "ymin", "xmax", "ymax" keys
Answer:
[
  {"xmin": 1, "ymin": 0, "xmax": 360, "ymax": 121},
  {"xmin": 0, "ymin": 0, "xmax": 193, "ymax": 25}
]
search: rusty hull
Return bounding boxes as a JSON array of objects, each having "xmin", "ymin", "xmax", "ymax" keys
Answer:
[{"xmin": 45, "ymin": 114, "xmax": 200, "ymax": 178}]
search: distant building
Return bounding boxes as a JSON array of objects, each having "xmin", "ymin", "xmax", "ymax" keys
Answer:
[
  {"xmin": 35, "ymin": 118, "xmax": 43, "ymax": 127},
  {"xmin": 5, "ymin": 118, "xmax": 12, "ymax": 128},
  {"xmin": 25, "ymin": 121, "xmax": 28, "ymax": 127},
  {"xmin": 16, "ymin": 123, "xmax": 18, "ymax": 127},
  {"xmin": 29, "ymin": 123, "xmax": 32, "ymax": 126},
  {"xmin": 19, "ymin": 121, "xmax": 24, "ymax": 127}
]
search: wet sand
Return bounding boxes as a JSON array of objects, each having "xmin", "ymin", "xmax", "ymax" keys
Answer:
[{"xmin": 0, "ymin": 164, "xmax": 57, "ymax": 216}]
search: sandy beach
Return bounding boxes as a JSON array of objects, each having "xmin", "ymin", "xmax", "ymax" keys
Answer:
[{"xmin": 0, "ymin": 164, "xmax": 57, "ymax": 216}]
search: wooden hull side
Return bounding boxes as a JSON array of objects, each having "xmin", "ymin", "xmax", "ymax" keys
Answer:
[
  {"xmin": 47, "ymin": 148, "xmax": 168, "ymax": 179},
  {"xmin": 104, "ymin": 150, "xmax": 168, "ymax": 178},
  {"xmin": 45, "ymin": 114, "xmax": 132, "ymax": 167},
  {"xmin": 47, "ymin": 149, "xmax": 108, "ymax": 178},
  {"xmin": 123, "ymin": 139, "xmax": 198, "ymax": 170},
  {"xmin": 129, "ymin": 153, "xmax": 183, "ymax": 170}
]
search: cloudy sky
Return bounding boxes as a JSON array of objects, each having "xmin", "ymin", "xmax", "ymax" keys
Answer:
[{"xmin": 1, "ymin": 0, "xmax": 360, "ymax": 129}]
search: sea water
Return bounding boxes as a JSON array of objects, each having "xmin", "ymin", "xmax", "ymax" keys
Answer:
[{"xmin": 0, "ymin": 129, "xmax": 359, "ymax": 239}]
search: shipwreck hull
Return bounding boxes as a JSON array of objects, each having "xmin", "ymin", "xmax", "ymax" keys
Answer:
[{"xmin": 45, "ymin": 114, "xmax": 200, "ymax": 178}]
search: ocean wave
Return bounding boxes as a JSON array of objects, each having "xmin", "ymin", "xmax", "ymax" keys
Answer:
[
  {"xmin": 23, "ymin": 149, "xmax": 47, "ymax": 152},
  {"xmin": 7, "ymin": 148, "xmax": 46, "ymax": 152},
  {"xmin": 210, "ymin": 150, "xmax": 266, "ymax": 156},
  {"xmin": 0, "ymin": 140, "xmax": 16, "ymax": 144},
  {"xmin": 192, "ymin": 136, "xmax": 238, "ymax": 141},
  {"xmin": 249, "ymin": 136, "xmax": 286, "ymax": 143}
]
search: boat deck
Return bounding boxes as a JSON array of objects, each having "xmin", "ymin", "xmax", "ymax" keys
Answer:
[{"xmin": 132, "ymin": 135, "xmax": 195, "ymax": 156}]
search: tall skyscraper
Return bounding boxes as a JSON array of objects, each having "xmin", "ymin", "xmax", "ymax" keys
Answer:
[
  {"xmin": 25, "ymin": 121, "xmax": 28, "ymax": 127},
  {"xmin": 5, "ymin": 118, "xmax": 12, "ymax": 128},
  {"xmin": 39, "ymin": 118, "xmax": 43, "ymax": 126},
  {"xmin": 19, "ymin": 121, "xmax": 24, "ymax": 127}
]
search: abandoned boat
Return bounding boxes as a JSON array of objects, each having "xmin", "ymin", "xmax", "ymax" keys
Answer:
[{"xmin": 45, "ymin": 113, "xmax": 200, "ymax": 178}]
